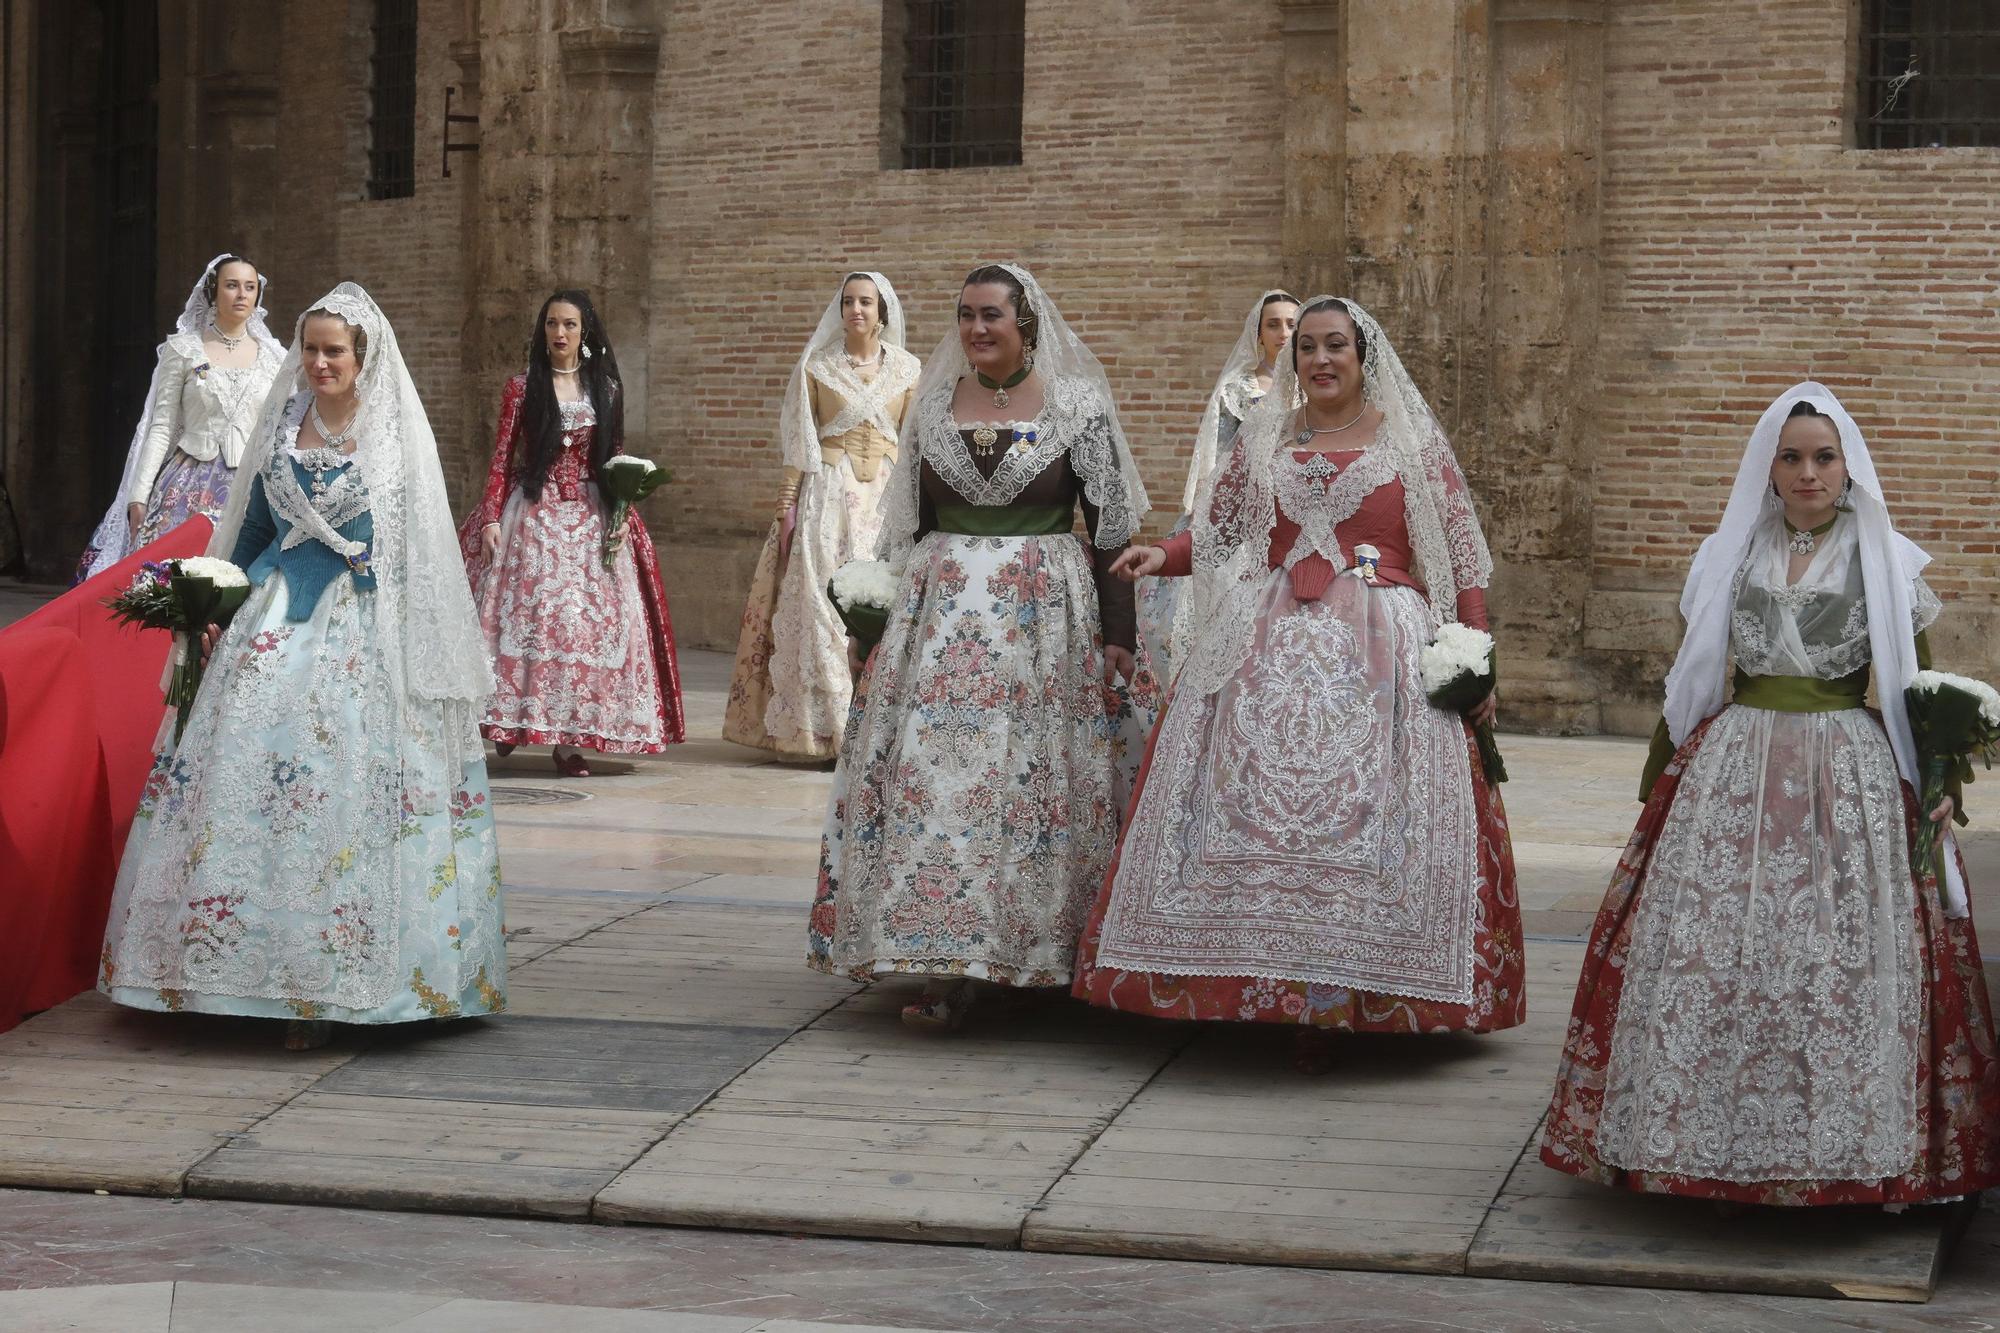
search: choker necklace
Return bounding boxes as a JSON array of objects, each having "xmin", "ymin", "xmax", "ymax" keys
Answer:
[
  {"xmin": 975, "ymin": 364, "xmax": 1031, "ymax": 409},
  {"xmin": 844, "ymin": 344, "xmax": 882, "ymax": 371},
  {"xmin": 552, "ymin": 363, "xmax": 581, "ymax": 375},
  {"xmin": 1294, "ymin": 404, "xmax": 1368, "ymax": 446},
  {"xmin": 311, "ymin": 401, "xmax": 359, "ymax": 451},
  {"xmin": 211, "ymin": 324, "xmax": 247, "ymax": 351},
  {"xmin": 1784, "ymin": 514, "xmax": 1837, "ymax": 556}
]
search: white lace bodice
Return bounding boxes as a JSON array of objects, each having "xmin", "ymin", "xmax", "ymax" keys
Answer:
[
  {"xmin": 127, "ymin": 333, "xmax": 283, "ymax": 504},
  {"xmin": 1729, "ymin": 511, "xmax": 1941, "ymax": 681}
]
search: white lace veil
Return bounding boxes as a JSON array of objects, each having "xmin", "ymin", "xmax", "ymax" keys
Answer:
[
  {"xmin": 1181, "ymin": 289, "xmax": 1295, "ymax": 514},
  {"xmin": 778, "ymin": 271, "xmax": 916, "ymax": 474},
  {"xmin": 78, "ymin": 253, "xmax": 285, "ymax": 579},
  {"xmin": 874, "ymin": 261, "xmax": 1149, "ymax": 564},
  {"xmin": 1660, "ymin": 381, "xmax": 1963, "ymax": 915},
  {"xmin": 210, "ymin": 282, "xmax": 493, "ymax": 773},
  {"xmin": 1179, "ymin": 296, "xmax": 1494, "ymax": 698}
]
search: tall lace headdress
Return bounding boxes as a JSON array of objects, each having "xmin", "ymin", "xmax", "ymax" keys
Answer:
[
  {"xmin": 874, "ymin": 261, "xmax": 1149, "ymax": 565},
  {"xmin": 1180, "ymin": 296, "xmax": 1493, "ymax": 698},
  {"xmin": 1662, "ymin": 381, "xmax": 1963, "ymax": 915},
  {"xmin": 777, "ymin": 271, "xmax": 920, "ymax": 475},
  {"xmin": 211, "ymin": 282, "xmax": 493, "ymax": 774},
  {"xmin": 78, "ymin": 253, "xmax": 285, "ymax": 580},
  {"xmin": 1180, "ymin": 290, "xmax": 1296, "ymax": 514}
]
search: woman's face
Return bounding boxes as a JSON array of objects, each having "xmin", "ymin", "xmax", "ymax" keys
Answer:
[
  {"xmin": 958, "ymin": 282, "xmax": 1025, "ymax": 376},
  {"xmin": 1770, "ymin": 414, "xmax": 1847, "ymax": 526},
  {"xmin": 1293, "ymin": 307, "xmax": 1363, "ymax": 414},
  {"xmin": 544, "ymin": 301, "xmax": 584, "ymax": 366},
  {"xmin": 302, "ymin": 315, "xmax": 361, "ymax": 403},
  {"xmin": 212, "ymin": 262, "xmax": 260, "ymax": 328},
  {"xmin": 1257, "ymin": 300, "xmax": 1299, "ymax": 363},
  {"xmin": 841, "ymin": 278, "xmax": 882, "ymax": 338}
]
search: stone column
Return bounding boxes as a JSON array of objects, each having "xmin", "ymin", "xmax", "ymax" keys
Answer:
[
  {"xmin": 1483, "ymin": 0, "xmax": 1604, "ymax": 731},
  {"xmin": 1278, "ymin": 0, "xmax": 1347, "ymax": 299}
]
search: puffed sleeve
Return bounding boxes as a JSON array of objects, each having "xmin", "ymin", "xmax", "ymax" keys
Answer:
[
  {"xmin": 457, "ymin": 375, "xmax": 526, "ymax": 568},
  {"xmin": 125, "ymin": 344, "xmax": 191, "ymax": 508}
]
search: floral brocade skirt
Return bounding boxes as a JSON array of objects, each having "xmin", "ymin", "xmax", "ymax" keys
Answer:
[
  {"xmin": 807, "ymin": 531, "xmax": 1159, "ymax": 987},
  {"xmin": 75, "ymin": 450, "xmax": 236, "ymax": 582},
  {"xmin": 724, "ymin": 458, "xmax": 893, "ymax": 762},
  {"xmin": 469, "ymin": 486, "xmax": 681, "ymax": 754},
  {"xmin": 1073, "ymin": 572, "xmax": 1525, "ymax": 1033},
  {"xmin": 1539, "ymin": 704, "xmax": 2000, "ymax": 1204},
  {"xmin": 99, "ymin": 571, "xmax": 506, "ymax": 1024}
]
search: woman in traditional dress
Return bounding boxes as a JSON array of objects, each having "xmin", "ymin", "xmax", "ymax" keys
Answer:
[
  {"xmin": 807, "ymin": 262, "xmax": 1158, "ymax": 1031},
  {"xmin": 724, "ymin": 271, "xmax": 921, "ymax": 761},
  {"xmin": 98, "ymin": 283, "xmax": 505, "ymax": 1050},
  {"xmin": 76, "ymin": 254, "xmax": 284, "ymax": 581},
  {"xmin": 1136, "ymin": 289, "xmax": 1298, "ymax": 678},
  {"xmin": 1072, "ymin": 297, "xmax": 1524, "ymax": 1071},
  {"xmin": 459, "ymin": 290, "xmax": 684, "ymax": 775},
  {"xmin": 1540, "ymin": 383, "xmax": 2000, "ymax": 1205}
]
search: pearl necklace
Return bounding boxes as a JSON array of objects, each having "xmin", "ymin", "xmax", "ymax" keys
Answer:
[
  {"xmin": 210, "ymin": 324, "xmax": 247, "ymax": 352},
  {"xmin": 311, "ymin": 401, "xmax": 359, "ymax": 452},
  {"xmin": 1294, "ymin": 404, "xmax": 1368, "ymax": 446}
]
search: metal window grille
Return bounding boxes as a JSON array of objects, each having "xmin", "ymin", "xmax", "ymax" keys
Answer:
[
  {"xmin": 1859, "ymin": 0, "xmax": 2000, "ymax": 148},
  {"xmin": 367, "ymin": 0, "xmax": 418, "ymax": 198},
  {"xmin": 900, "ymin": 0, "xmax": 1025, "ymax": 170}
]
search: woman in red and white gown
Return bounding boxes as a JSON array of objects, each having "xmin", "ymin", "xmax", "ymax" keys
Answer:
[
  {"xmin": 458, "ymin": 290, "xmax": 683, "ymax": 774},
  {"xmin": 1073, "ymin": 297, "xmax": 1524, "ymax": 1068}
]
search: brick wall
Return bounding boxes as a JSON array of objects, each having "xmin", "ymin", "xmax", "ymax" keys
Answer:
[
  {"xmin": 645, "ymin": 0, "xmax": 1289, "ymax": 644},
  {"xmin": 1587, "ymin": 0, "xmax": 2000, "ymax": 728}
]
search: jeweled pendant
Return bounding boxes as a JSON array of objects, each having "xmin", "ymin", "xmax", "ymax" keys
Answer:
[
  {"xmin": 1788, "ymin": 528, "xmax": 1815, "ymax": 556},
  {"xmin": 993, "ymin": 388, "xmax": 1010, "ymax": 409},
  {"xmin": 972, "ymin": 424, "xmax": 999, "ymax": 456}
]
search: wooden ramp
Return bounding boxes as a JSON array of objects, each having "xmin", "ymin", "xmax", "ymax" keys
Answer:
[{"xmin": 594, "ymin": 989, "xmax": 1190, "ymax": 1245}]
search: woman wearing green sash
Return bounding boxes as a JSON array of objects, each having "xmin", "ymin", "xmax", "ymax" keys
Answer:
[
  {"xmin": 805, "ymin": 262, "xmax": 1158, "ymax": 1031},
  {"xmin": 1542, "ymin": 382, "xmax": 2000, "ymax": 1206}
]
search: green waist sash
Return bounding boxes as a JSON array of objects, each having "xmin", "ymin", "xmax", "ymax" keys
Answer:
[
  {"xmin": 1731, "ymin": 665, "xmax": 1869, "ymax": 713},
  {"xmin": 932, "ymin": 504, "xmax": 1073, "ymax": 538}
]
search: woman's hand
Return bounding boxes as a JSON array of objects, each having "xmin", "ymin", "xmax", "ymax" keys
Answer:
[
  {"xmin": 1103, "ymin": 644, "xmax": 1136, "ymax": 686},
  {"xmin": 1109, "ymin": 545, "xmax": 1166, "ymax": 582},
  {"xmin": 198, "ymin": 622, "xmax": 222, "ymax": 667},
  {"xmin": 482, "ymin": 523, "xmax": 501, "ymax": 559},
  {"xmin": 847, "ymin": 636, "xmax": 866, "ymax": 679},
  {"xmin": 1930, "ymin": 794, "xmax": 1956, "ymax": 825},
  {"xmin": 1467, "ymin": 689, "xmax": 1498, "ymax": 728},
  {"xmin": 127, "ymin": 502, "xmax": 146, "ymax": 532}
]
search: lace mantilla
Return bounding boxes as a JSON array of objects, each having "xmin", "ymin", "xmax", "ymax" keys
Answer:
[
  {"xmin": 1275, "ymin": 449, "xmax": 1397, "ymax": 572},
  {"xmin": 809, "ymin": 344, "xmax": 920, "ymax": 442}
]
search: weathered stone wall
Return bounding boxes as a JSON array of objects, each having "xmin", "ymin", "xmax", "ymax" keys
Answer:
[{"xmin": 1585, "ymin": 1, "xmax": 2000, "ymax": 732}]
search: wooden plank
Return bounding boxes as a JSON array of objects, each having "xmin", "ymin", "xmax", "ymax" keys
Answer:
[{"xmin": 1464, "ymin": 1141, "xmax": 1964, "ymax": 1303}]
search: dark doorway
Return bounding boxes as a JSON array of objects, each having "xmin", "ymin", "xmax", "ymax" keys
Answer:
[{"xmin": 95, "ymin": 0, "xmax": 159, "ymax": 499}]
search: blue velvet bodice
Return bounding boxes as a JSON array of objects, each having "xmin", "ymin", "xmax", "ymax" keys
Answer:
[{"xmin": 229, "ymin": 455, "xmax": 377, "ymax": 620}]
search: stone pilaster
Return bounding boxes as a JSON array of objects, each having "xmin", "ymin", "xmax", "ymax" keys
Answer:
[
  {"xmin": 1278, "ymin": 0, "xmax": 1346, "ymax": 299},
  {"xmin": 1482, "ymin": 0, "xmax": 1604, "ymax": 731}
]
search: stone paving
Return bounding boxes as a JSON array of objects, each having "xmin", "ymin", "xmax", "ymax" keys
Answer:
[{"xmin": 5, "ymin": 599, "xmax": 2000, "ymax": 1324}]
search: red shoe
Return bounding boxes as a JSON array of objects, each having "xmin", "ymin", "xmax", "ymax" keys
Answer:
[{"xmin": 554, "ymin": 749, "xmax": 591, "ymax": 778}]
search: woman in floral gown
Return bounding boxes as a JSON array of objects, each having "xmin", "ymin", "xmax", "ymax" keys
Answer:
[
  {"xmin": 459, "ymin": 290, "xmax": 684, "ymax": 775},
  {"xmin": 76, "ymin": 254, "xmax": 283, "ymax": 581},
  {"xmin": 1135, "ymin": 288, "xmax": 1298, "ymax": 679},
  {"xmin": 1073, "ymin": 297, "xmax": 1524, "ymax": 1071},
  {"xmin": 99, "ymin": 283, "xmax": 504, "ymax": 1049},
  {"xmin": 807, "ymin": 262, "xmax": 1159, "ymax": 1031},
  {"xmin": 1540, "ymin": 383, "xmax": 2000, "ymax": 1205},
  {"xmin": 725, "ymin": 271, "xmax": 921, "ymax": 760}
]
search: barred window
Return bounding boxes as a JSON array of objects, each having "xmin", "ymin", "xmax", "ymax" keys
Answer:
[
  {"xmin": 1859, "ymin": 0, "xmax": 2000, "ymax": 148},
  {"xmin": 892, "ymin": 0, "xmax": 1025, "ymax": 170},
  {"xmin": 366, "ymin": 0, "xmax": 418, "ymax": 198}
]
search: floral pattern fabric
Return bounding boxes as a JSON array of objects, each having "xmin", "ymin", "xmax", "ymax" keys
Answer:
[
  {"xmin": 459, "ymin": 376, "xmax": 684, "ymax": 754},
  {"xmin": 1541, "ymin": 712, "xmax": 2000, "ymax": 1203},
  {"xmin": 100, "ymin": 485, "xmax": 505, "ymax": 1023},
  {"xmin": 807, "ymin": 531, "xmax": 1159, "ymax": 987}
]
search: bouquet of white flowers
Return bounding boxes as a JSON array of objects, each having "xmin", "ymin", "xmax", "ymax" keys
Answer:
[
  {"xmin": 828, "ymin": 559, "xmax": 902, "ymax": 652},
  {"xmin": 599, "ymin": 456, "xmax": 671, "ymax": 569},
  {"xmin": 104, "ymin": 556, "xmax": 252, "ymax": 743},
  {"xmin": 1420, "ymin": 622, "xmax": 1507, "ymax": 784},
  {"xmin": 1905, "ymin": 669, "xmax": 2000, "ymax": 882}
]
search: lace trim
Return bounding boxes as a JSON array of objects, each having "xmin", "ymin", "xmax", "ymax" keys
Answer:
[
  {"xmin": 1275, "ymin": 449, "xmax": 1397, "ymax": 572},
  {"xmin": 809, "ymin": 344, "xmax": 920, "ymax": 441}
]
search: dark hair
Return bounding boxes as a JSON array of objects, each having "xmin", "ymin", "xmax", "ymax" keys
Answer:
[
  {"xmin": 519, "ymin": 289, "xmax": 623, "ymax": 502},
  {"xmin": 961, "ymin": 264, "xmax": 1039, "ymax": 350},
  {"xmin": 1291, "ymin": 297, "xmax": 1366, "ymax": 374},
  {"xmin": 1260, "ymin": 290, "xmax": 1301, "ymax": 317},
  {"xmin": 203, "ymin": 255, "xmax": 259, "ymax": 306},
  {"xmin": 1787, "ymin": 401, "xmax": 1825, "ymax": 420},
  {"xmin": 302, "ymin": 308, "xmax": 367, "ymax": 366},
  {"xmin": 842, "ymin": 272, "xmax": 895, "ymax": 333}
]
